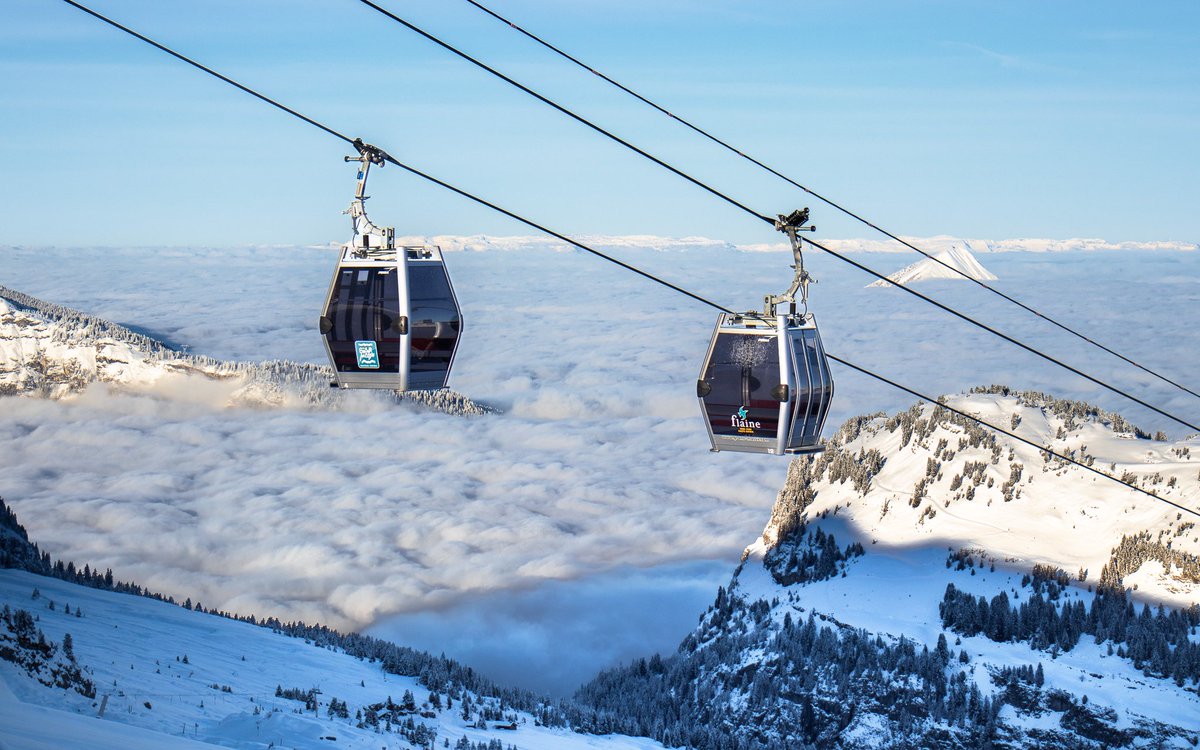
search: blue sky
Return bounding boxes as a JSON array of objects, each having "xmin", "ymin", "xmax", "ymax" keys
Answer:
[{"xmin": 2, "ymin": 0, "xmax": 1197, "ymax": 246}]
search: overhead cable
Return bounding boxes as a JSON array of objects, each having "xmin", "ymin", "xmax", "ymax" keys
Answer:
[
  {"xmin": 803, "ymin": 236, "xmax": 1200, "ymax": 433},
  {"xmin": 355, "ymin": 0, "xmax": 773, "ymax": 225},
  {"xmin": 460, "ymin": 0, "xmax": 1200, "ymax": 402},
  {"xmin": 55, "ymin": 0, "xmax": 1200, "ymax": 520},
  {"xmin": 353, "ymin": 0, "xmax": 1200, "ymax": 434}
]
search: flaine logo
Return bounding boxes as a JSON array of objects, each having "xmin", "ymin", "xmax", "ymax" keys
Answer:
[{"xmin": 730, "ymin": 406, "xmax": 761, "ymax": 431}]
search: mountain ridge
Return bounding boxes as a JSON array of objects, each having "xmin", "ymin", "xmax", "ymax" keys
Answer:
[{"xmin": 0, "ymin": 285, "xmax": 491, "ymax": 416}]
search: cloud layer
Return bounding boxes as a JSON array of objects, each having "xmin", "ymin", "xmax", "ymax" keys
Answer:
[{"xmin": 0, "ymin": 243, "xmax": 1196, "ymax": 687}]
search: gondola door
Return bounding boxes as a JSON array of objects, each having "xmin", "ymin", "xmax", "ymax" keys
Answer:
[
  {"xmin": 394, "ymin": 252, "xmax": 412, "ymax": 389},
  {"xmin": 782, "ymin": 319, "xmax": 833, "ymax": 454},
  {"xmin": 405, "ymin": 247, "xmax": 462, "ymax": 391},
  {"xmin": 320, "ymin": 251, "xmax": 411, "ymax": 390},
  {"xmin": 697, "ymin": 314, "xmax": 789, "ymax": 455}
]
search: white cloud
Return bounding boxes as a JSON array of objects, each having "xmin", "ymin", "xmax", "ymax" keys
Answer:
[{"xmin": 0, "ymin": 242, "xmax": 1197, "ymax": 682}]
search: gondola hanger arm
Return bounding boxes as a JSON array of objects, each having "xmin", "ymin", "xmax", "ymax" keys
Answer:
[
  {"xmin": 765, "ymin": 208, "xmax": 816, "ymax": 317},
  {"xmin": 343, "ymin": 139, "xmax": 395, "ymax": 253},
  {"xmin": 344, "ymin": 138, "xmax": 392, "ymax": 200}
]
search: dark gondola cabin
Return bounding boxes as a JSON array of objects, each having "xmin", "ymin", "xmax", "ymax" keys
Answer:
[
  {"xmin": 319, "ymin": 142, "xmax": 462, "ymax": 390},
  {"xmin": 320, "ymin": 246, "xmax": 461, "ymax": 390},
  {"xmin": 697, "ymin": 312, "xmax": 833, "ymax": 455}
]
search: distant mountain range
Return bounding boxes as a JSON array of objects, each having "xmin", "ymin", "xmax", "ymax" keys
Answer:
[
  {"xmin": 7, "ymin": 237, "xmax": 1195, "ymax": 256},
  {"xmin": 371, "ymin": 235, "xmax": 1198, "ymax": 255}
]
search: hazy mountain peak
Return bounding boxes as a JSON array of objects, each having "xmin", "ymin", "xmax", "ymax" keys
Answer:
[{"xmin": 868, "ymin": 245, "xmax": 998, "ymax": 287}]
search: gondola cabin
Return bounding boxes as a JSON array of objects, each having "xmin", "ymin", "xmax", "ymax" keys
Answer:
[
  {"xmin": 697, "ymin": 311, "xmax": 833, "ymax": 455},
  {"xmin": 319, "ymin": 142, "xmax": 462, "ymax": 391},
  {"xmin": 319, "ymin": 244, "xmax": 461, "ymax": 390}
]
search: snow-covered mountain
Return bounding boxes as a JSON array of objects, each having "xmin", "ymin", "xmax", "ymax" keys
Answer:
[
  {"xmin": 0, "ymin": 570, "xmax": 673, "ymax": 750},
  {"xmin": 577, "ymin": 388, "xmax": 1200, "ymax": 748},
  {"xmin": 0, "ymin": 499, "xmax": 663, "ymax": 750},
  {"xmin": 867, "ymin": 246, "xmax": 998, "ymax": 288},
  {"xmin": 764, "ymin": 387, "xmax": 1199, "ymax": 604},
  {"xmin": 0, "ymin": 285, "xmax": 489, "ymax": 415}
]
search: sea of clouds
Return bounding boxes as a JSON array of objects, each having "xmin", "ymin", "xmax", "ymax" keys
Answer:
[{"xmin": 0, "ymin": 239, "xmax": 1196, "ymax": 693}]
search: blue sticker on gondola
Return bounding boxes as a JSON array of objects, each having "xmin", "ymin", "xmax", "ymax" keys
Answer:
[{"xmin": 355, "ymin": 340, "xmax": 380, "ymax": 369}]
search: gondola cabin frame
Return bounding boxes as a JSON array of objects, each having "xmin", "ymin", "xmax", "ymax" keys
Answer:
[
  {"xmin": 319, "ymin": 243, "xmax": 462, "ymax": 391},
  {"xmin": 697, "ymin": 311, "xmax": 834, "ymax": 455}
]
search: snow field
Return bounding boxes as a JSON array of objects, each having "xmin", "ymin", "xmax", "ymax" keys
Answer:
[
  {"xmin": 0, "ymin": 569, "xmax": 666, "ymax": 750},
  {"xmin": 733, "ymin": 538, "xmax": 1200, "ymax": 735}
]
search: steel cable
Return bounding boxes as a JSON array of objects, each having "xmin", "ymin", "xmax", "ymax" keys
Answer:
[
  {"xmin": 353, "ymin": 0, "xmax": 1199, "ymax": 434},
  {"xmin": 55, "ymin": 0, "xmax": 1200, "ymax": 519},
  {"xmin": 460, "ymin": 0, "xmax": 1200, "ymax": 402},
  {"xmin": 355, "ymin": 0, "xmax": 773, "ymax": 225}
]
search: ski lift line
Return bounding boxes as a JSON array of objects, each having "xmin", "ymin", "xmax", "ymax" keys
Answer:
[
  {"xmin": 351, "ymin": 0, "xmax": 774, "ymax": 225},
  {"xmin": 61, "ymin": 1, "xmax": 1199, "ymax": 437},
  {"xmin": 356, "ymin": 0, "xmax": 1200, "ymax": 433},
  {"xmin": 57, "ymin": 0, "xmax": 355, "ymax": 147},
  {"xmin": 378, "ymin": 155, "xmax": 738, "ymax": 314},
  {"xmin": 461, "ymin": 0, "xmax": 1200, "ymax": 403},
  {"xmin": 828, "ymin": 355, "xmax": 1200, "ymax": 520},
  {"xmin": 803, "ymin": 236, "xmax": 1200, "ymax": 434},
  {"xmin": 54, "ymin": 0, "xmax": 734, "ymax": 316},
  {"xmin": 53, "ymin": 1, "xmax": 1200, "ymax": 512}
]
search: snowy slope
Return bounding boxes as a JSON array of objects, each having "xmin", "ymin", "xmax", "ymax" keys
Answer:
[
  {"xmin": 723, "ymin": 540, "xmax": 1200, "ymax": 747},
  {"xmin": 576, "ymin": 390, "xmax": 1200, "ymax": 749},
  {"xmin": 867, "ymin": 245, "xmax": 998, "ymax": 287},
  {"xmin": 0, "ymin": 674, "xmax": 217, "ymax": 750},
  {"xmin": 761, "ymin": 388, "xmax": 1200, "ymax": 606},
  {"xmin": 0, "ymin": 569, "xmax": 665, "ymax": 750},
  {"xmin": 738, "ymin": 391, "xmax": 1200, "ymax": 743}
]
